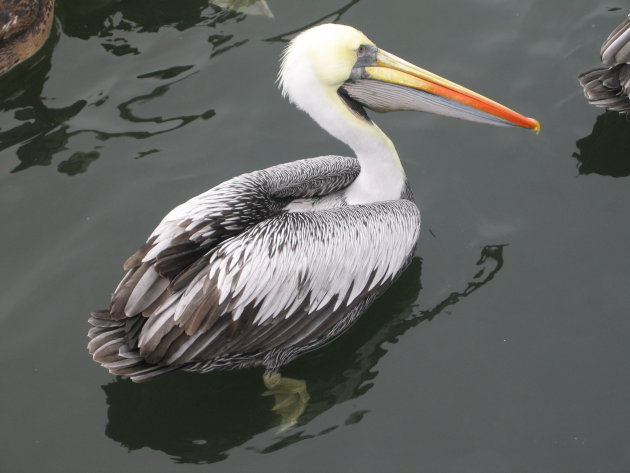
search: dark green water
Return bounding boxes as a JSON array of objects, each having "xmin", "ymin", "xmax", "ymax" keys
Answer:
[{"xmin": 1, "ymin": 0, "xmax": 628, "ymax": 471}]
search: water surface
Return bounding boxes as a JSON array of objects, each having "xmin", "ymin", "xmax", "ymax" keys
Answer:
[{"xmin": 0, "ymin": 0, "xmax": 628, "ymax": 471}]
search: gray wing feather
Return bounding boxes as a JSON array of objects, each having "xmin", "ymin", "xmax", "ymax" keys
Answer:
[
  {"xmin": 579, "ymin": 15, "xmax": 630, "ymax": 113},
  {"xmin": 108, "ymin": 156, "xmax": 360, "ymax": 320},
  {"xmin": 601, "ymin": 15, "xmax": 630, "ymax": 66}
]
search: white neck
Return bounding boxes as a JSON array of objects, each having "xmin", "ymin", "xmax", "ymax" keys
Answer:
[{"xmin": 284, "ymin": 63, "xmax": 406, "ymax": 205}]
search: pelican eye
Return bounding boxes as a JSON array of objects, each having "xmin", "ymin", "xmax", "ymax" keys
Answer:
[{"xmin": 354, "ymin": 44, "xmax": 376, "ymax": 67}]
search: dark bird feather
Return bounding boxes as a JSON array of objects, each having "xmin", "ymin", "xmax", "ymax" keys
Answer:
[{"xmin": 579, "ymin": 14, "xmax": 630, "ymax": 113}]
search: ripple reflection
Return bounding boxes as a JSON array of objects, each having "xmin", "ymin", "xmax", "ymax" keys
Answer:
[{"xmin": 0, "ymin": 0, "xmax": 246, "ymax": 175}]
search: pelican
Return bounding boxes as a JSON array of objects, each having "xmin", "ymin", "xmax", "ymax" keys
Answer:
[
  {"xmin": 0, "ymin": 0, "xmax": 55, "ymax": 75},
  {"xmin": 578, "ymin": 14, "xmax": 630, "ymax": 113},
  {"xmin": 88, "ymin": 24, "xmax": 539, "ymax": 425}
]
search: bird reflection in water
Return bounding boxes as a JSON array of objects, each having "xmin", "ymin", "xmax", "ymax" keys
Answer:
[
  {"xmin": 573, "ymin": 111, "xmax": 630, "ymax": 177},
  {"xmin": 100, "ymin": 245, "xmax": 505, "ymax": 464}
]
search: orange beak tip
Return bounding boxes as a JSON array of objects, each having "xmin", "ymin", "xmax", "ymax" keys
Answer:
[{"xmin": 531, "ymin": 119, "xmax": 541, "ymax": 134}]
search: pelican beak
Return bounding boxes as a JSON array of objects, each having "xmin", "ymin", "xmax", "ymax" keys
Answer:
[{"xmin": 342, "ymin": 48, "xmax": 540, "ymax": 132}]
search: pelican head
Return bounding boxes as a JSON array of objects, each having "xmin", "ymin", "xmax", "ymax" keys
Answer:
[
  {"xmin": 279, "ymin": 24, "xmax": 540, "ymax": 135},
  {"xmin": 279, "ymin": 24, "xmax": 539, "ymax": 205}
]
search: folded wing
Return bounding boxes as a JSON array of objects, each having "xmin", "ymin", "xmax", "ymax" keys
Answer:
[
  {"xmin": 134, "ymin": 200, "xmax": 420, "ymax": 370},
  {"xmin": 89, "ymin": 156, "xmax": 420, "ymax": 380}
]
